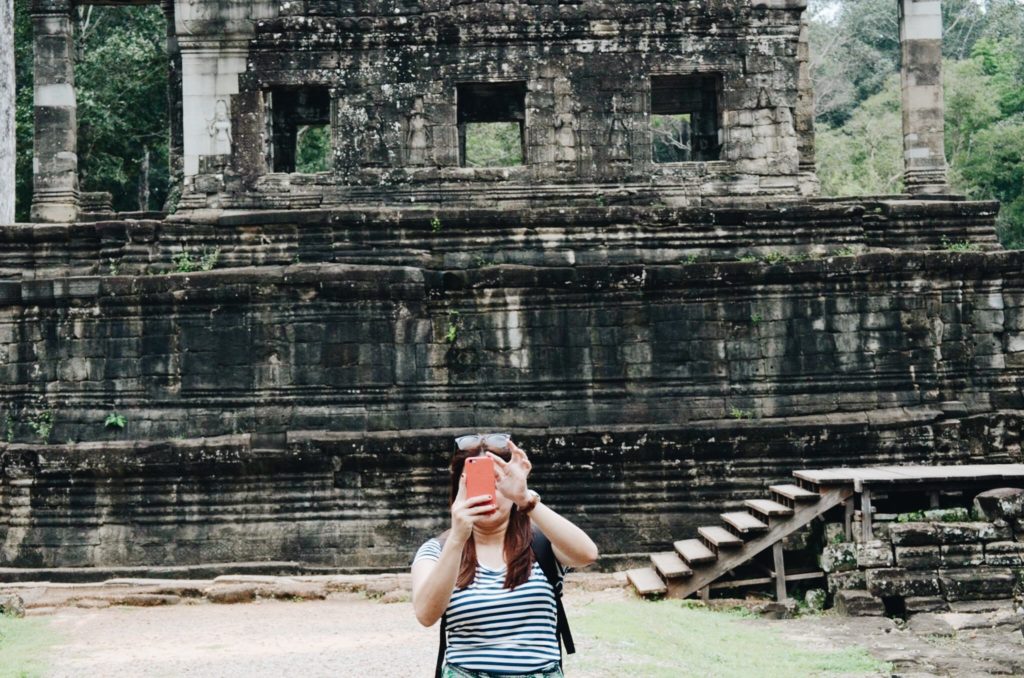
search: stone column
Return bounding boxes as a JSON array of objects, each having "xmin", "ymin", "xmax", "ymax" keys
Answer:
[
  {"xmin": 795, "ymin": 12, "xmax": 819, "ymax": 196},
  {"xmin": 30, "ymin": 0, "xmax": 79, "ymax": 223},
  {"xmin": 897, "ymin": 0, "xmax": 949, "ymax": 195}
]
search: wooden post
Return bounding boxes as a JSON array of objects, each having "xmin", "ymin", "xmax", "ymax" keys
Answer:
[
  {"xmin": 699, "ymin": 586, "xmax": 709, "ymax": 602},
  {"xmin": 861, "ymin": 488, "xmax": 874, "ymax": 542},
  {"xmin": 772, "ymin": 541, "xmax": 787, "ymax": 602},
  {"xmin": 844, "ymin": 497, "xmax": 854, "ymax": 541}
]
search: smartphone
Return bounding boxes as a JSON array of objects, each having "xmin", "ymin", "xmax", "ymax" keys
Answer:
[{"xmin": 465, "ymin": 457, "xmax": 496, "ymax": 505}]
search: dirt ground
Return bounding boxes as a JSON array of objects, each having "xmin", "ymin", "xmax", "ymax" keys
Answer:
[{"xmin": 30, "ymin": 587, "xmax": 1024, "ymax": 678}]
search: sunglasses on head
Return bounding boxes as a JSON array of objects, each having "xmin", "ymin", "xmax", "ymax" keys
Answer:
[{"xmin": 455, "ymin": 433, "xmax": 511, "ymax": 452}]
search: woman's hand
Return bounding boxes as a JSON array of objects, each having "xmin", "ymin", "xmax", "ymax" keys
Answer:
[
  {"xmin": 450, "ymin": 473, "xmax": 497, "ymax": 544},
  {"xmin": 488, "ymin": 441, "xmax": 532, "ymax": 508}
]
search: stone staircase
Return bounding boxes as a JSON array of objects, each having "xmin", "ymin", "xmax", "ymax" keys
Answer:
[{"xmin": 626, "ymin": 475, "xmax": 853, "ymax": 599}]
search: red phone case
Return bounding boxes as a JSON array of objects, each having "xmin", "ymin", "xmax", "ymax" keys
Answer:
[{"xmin": 465, "ymin": 457, "xmax": 496, "ymax": 500}]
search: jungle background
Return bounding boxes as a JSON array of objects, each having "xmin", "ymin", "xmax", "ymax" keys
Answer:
[{"xmin": 9, "ymin": 0, "xmax": 1024, "ymax": 248}]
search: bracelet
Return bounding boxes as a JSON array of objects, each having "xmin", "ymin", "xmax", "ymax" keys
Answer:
[{"xmin": 518, "ymin": 489, "xmax": 541, "ymax": 514}]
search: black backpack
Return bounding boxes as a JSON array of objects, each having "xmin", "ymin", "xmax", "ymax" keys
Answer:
[{"xmin": 433, "ymin": 529, "xmax": 576, "ymax": 677}]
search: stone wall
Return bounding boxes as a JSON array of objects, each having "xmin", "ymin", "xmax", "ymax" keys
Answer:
[
  {"xmin": 0, "ymin": 201, "xmax": 1022, "ymax": 571},
  {"xmin": 177, "ymin": 0, "xmax": 814, "ymax": 209}
]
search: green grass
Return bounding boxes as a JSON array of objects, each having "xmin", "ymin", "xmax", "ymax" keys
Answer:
[
  {"xmin": 0, "ymin": 614, "xmax": 58, "ymax": 678},
  {"xmin": 564, "ymin": 599, "xmax": 889, "ymax": 678}
]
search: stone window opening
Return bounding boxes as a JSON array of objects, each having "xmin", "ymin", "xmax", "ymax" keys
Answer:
[
  {"xmin": 265, "ymin": 86, "xmax": 332, "ymax": 173},
  {"xmin": 650, "ymin": 74, "xmax": 722, "ymax": 163},
  {"xmin": 457, "ymin": 82, "xmax": 527, "ymax": 168}
]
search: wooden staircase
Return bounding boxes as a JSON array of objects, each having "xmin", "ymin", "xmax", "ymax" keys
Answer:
[{"xmin": 626, "ymin": 475, "xmax": 853, "ymax": 600}]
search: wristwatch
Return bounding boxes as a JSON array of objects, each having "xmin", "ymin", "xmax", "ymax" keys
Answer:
[{"xmin": 518, "ymin": 489, "xmax": 541, "ymax": 514}]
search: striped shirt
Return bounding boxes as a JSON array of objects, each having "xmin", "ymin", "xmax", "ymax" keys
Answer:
[{"xmin": 413, "ymin": 538, "xmax": 564, "ymax": 674}]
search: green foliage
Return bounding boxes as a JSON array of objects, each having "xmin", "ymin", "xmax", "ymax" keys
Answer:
[
  {"xmin": 444, "ymin": 311, "xmax": 460, "ymax": 344},
  {"xmin": 103, "ymin": 412, "xmax": 127, "ymax": 430},
  {"xmin": 729, "ymin": 406, "xmax": 753, "ymax": 420},
  {"xmin": 941, "ymin": 235, "xmax": 981, "ymax": 253},
  {"xmin": 3, "ymin": 412, "xmax": 14, "ymax": 443},
  {"xmin": 295, "ymin": 125, "xmax": 331, "ymax": 173},
  {"xmin": 13, "ymin": 3, "xmax": 169, "ymax": 219},
  {"xmin": 816, "ymin": 74, "xmax": 903, "ymax": 196},
  {"xmin": 463, "ymin": 122, "xmax": 522, "ymax": 167},
  {"xmin": 431, "ymin": 216, "xmax": 442, "ymax": 233},
  {"xmin": 172, "ymin": 247, "xmax": 220, "ymax": 273},
  {"xmin": 813, "ymin": 1, "xmax": 1024, "ymax": 249},
  {"xmin": 27, "ymin": 410, "xmax": 53, "ymax": 442}
]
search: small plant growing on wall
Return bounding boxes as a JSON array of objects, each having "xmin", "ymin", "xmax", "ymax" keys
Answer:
[
  {"xmin": 2, "ymin": 412, "xmax": 15, "ymax": 443},
  {"xmin": 173, "ymin": 247, "xmax": 221, "ymax": 273},
  {"xmin": 729, "ymin": 406, "xmax": 754, "ymax": 420},
  {"xmin": 431, "ymin": 216, "xmax": 443, "ymax": 233},
  {"xmin": 444, "ymin": 310, "xmax": 460, "ymax": 344},
  {"xmin": 941, "ymin": 235, "xmax": 980, "ymax": 253},
  {"xmin": 28, "ymin": 411, "xmax": 54, "ymax": 443},
  {"xmin": 104, "ymin": 412, "xmax": 127, "ymax": 430}
]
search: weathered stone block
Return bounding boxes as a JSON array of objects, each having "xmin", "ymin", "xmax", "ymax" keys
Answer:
[
  {"xmin": 0, "ymin": 593, "xmax": 25, "ymax": 618},
  {"xmin": 985, "ymin": 541, "xmax": 1024, "ymax": 567},
  {"xmin": 866, "ymin": 568, "xmax": 942, "ymax": 598},
  {"xmin": 904, "ymin": 595, "xmax": 949, "ymax": 614},
  {"xmin": 827, "ymin": 570, "xmax": 866, "ymax": 595},
  {"xmin": 940, "ymin": 543, "xmax": 985, "ymax": 568},
  {"xmin": 895, "ymin": 545, "xmax": 942, "ymax": 569},
  {"xmin": 834, "ymin": 589, "xmax": 885, "ymax": 617},
  {"xmin": 935, "ymin": 521, "xmax": 1012, "ymax": 544},
  {"xmin": 890, "ymin": 522, "xmax": 939, "ymax": 546},
  {"xmin": 820, "ymin": 542, "xmax": 858, "ymax": 573},
  {"xmin": 857, "ymin": 540, "xmax": 894, "ymax": 568},
  {"xmin": 938, "ymin": 567, "xmax": 1016, "ymax": 601},
  {"xmin": 973, "ymin": 488, "xmax": 1024, "ymax": 522}
]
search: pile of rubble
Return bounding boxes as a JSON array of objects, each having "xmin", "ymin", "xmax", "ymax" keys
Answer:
[{"xmin": 821, "ymin": 488, "xmax": 1024, "ymax": 630}]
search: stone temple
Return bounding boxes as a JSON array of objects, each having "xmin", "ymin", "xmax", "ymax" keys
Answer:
[{"xmin": 1, "ymin": 0, "xmax": 1020, "ymax": 573}]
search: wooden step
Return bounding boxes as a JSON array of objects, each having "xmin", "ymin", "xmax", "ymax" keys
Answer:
[
  {"xmin": 721, "ymin": 511, "xmax": 768, "ymax": 534},
  {"xmin": 651, "ymin": 552, "xmax": 693, "ymax": 579},
  {"xmin": 698, "ymin": 526, "xmax": 744, "ymax": 550},
  {"xmin": 626, "ymin": 567, "xmax": 667, "ymax": 596},
  {"xmin": 744, "ymin": 498, "xmax": 794, "ymax": 518},
  {"xmin": 770, "ymin": 484, "xmax": 820, "ymax": 502},
  {"xmin": 674, "ymin": 539, "xmax": 717, "ymax": 566}
]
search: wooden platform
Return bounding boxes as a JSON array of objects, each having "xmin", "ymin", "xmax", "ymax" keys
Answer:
[{"xmin": 793, "ymin": 464, "xmax": 1024, "ymax": 488}]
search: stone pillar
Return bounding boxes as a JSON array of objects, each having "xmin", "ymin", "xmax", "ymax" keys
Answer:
[
  {"xmin": 30, "ymin": 0, "xmax": 79, "ymax": 223},
  {"xmin": 897, "ymin": 0, "xmax": 949, "ymax": 195},
  {"xmin": 795, "ymin": 12, "xmax": 819, "ymax": 196}
]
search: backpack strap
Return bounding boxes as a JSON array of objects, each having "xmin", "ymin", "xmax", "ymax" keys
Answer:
[
  {"xmin": 432, "ymin": 527, "xmax": 576, "ymax": 677},
  {"xmin": 531, "ymin": 530, "xmax": 576, "ymax": 656}
]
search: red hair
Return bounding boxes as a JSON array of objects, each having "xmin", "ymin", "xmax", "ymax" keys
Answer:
[{"xmin": 449, "ymin": 447, "xmax": 534, "ymax": 590}]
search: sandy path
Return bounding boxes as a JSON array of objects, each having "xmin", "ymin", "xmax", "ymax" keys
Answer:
[{"xmin": 44, "ymin": 594, "xmax": 438, "ymax": 678}]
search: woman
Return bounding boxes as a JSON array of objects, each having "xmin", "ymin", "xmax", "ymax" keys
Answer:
[{"xmin": 412, "ymin": 434, "xmax": 599, "ymax": 678}]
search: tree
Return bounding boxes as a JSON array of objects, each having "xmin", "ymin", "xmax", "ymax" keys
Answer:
[
  {"xmin": 0, "ymin": 0, "xmax": 14, "ymax": 223},
  {"xmin": 12, "ymin": 2, "xmax": 168, "ymax": 220}
]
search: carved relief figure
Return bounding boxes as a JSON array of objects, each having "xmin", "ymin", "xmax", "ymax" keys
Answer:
[
  {"xmin": 362, "ymin": 104, "xmax": 390, "ymax": 166},
  {"xmin": 207, "ymin": 99, "xmax": 232, "ymax": 156},
  {"xmin": 607, "ymin": 94, "xmax": 631, "ymax": 163},
  {"xmin": 406, "ymin": 98, "xmax": 430, "ymax": 166},
  {"xmin": 554, "ymin": 111, "xmax": 578, "ymax": 164}
]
